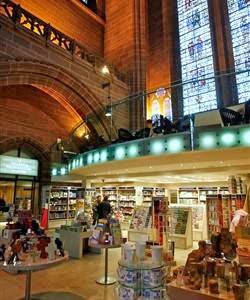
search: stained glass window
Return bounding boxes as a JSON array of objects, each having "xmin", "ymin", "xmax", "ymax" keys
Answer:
[
  {"xmin": 227, "ymin": 0, "xmax": 250, "ymax": 104},
  {"xmin": 177, "ymin": 0, "xmax": 218, "ymax": 115}
]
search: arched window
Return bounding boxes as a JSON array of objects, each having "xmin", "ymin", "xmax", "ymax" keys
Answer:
[
  {"xmin": 177, "ymin": 0, "xmax": 218, "ymax": 115},
  {"xmin": 152, "ymin": 99, "xmax": 160, "ymax": 115},
  {"xmin": 227, "ymin": 0, "xmax": 250, "ymax": 103},
  {"xmin": 164, "ymin": 96, "xmax": 173, "ymax": 121}
]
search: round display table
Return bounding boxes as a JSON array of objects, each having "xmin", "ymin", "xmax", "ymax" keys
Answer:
[
  {"xmin": 89, "ymin": 243, "xmax": 121, "ymax": 285},
  {"xmin": 0, "ymin": 254, "xmax": 68, "ymax": 300}
]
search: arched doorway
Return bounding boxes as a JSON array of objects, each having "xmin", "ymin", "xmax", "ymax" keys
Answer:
[{"xmin": 0, "ymin": 137, "xmax": 50, "ymax": 218}]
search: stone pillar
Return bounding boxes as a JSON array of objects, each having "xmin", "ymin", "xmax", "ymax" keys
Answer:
[{"xmin": 209, "ymin": 0, "xmax": 238, "ymax": 107}]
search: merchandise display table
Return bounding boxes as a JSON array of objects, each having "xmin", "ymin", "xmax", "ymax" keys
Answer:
[
  {"xmin": 0, "ymin": 254, "xmax": 68, "ymax": 300},
  {"xmin": 89, "ymin": 243, "xmax": 121, "ymax": 285},
  {"xmin": 168, "ymin": 280, "xmax": 235, "ymax": 300}
]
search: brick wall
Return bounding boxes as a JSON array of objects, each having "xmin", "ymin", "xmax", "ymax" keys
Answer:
[
  {"xmin": 104, "ymin": 0, "xmax": 147, "ymax": 129},
  {"xmin": 147, "ymin": 0, "xmax": 175, "ymax": 90},
  {"xmin": 104, "ymin": 0, "xmax": 136, "ymax": 73},
  {"xmin": 0, "ymin": 85, "xmax": 77, "ymax": 134},
  {"xmin": 0, "ymin": 98, "xmax": 66, "ymax": 148},
  {"xmin": 12, "ymin": 0, "xmax": 105, "ymax": 56}
]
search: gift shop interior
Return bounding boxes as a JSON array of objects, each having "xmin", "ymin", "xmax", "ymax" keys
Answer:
[{"xmin": 1, "ymin": 0, "xmax": 250, "ymax": 300}]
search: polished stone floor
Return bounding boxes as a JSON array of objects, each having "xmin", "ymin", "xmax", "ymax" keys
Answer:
[{"xmin": 0, "ymin": 247, "xmax": 190, "ymax": 300}]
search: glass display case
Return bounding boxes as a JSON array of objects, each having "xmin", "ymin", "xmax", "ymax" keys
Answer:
[{"xmin": 117, "ymin": 260, "xmax": 166, "ymax": 300}]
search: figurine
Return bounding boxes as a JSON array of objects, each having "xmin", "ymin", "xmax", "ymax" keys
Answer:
[
  {"xmin": 208, "ymin": 279, "xmax": 219, "ymax": 294},
  {"xmin": 55, "ymin": 238, "xmax": 64, "ymax": 257},
  {"xmin": 37, "ymin": 236, "xmax": 51, "ymax": 259},
  {"xmin": 10, "ymin": 232, "xmax": 22, "ymax": 263},
  {"xmin": 233, "ymin": 283, "xmax": 246, "ymax": 300},
  {"xmin": 184, "ymin": 240, "xmax": 207, "ymax": 275}
]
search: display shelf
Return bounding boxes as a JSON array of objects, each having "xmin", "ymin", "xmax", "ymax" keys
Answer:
[
  {"xmin": 169, "ymin": 204, "xmax": 207, "ymax": 241},
  {"xmin": 155, "ymin": 188, "xmax": 165, "ymax": 197},
  {"xmin": 206, "ymin": 193, "xmax": 246, "ymax": 238},
  {"xmin": 42, "ymin": 185, "xmax": 83, "ymax": 228},
  {"xmin": 198, "ymin": 187, "xmax": 218, "ymax": 202},
  {"xmin": 129, "ymin": 206, "xmax": 152, "ymax": 231},
  {"xmin": 169, "ymin": 207, "xmax": 192, "ymax": 249},
  {"xmin": 178, "ymin": 187, "xmax": 199, "ymax": 205},
  {"xmin": 102, "ymin": 187, "xmax": 118, "ymax": 208},
  {"xmin": 142, "ymin": 187, "xmax": 154, "ymax": 207},
  {"xmin": 152, "ymin": 196, "xmax": 169, "ymax": 247},
  {"xmin": 118, "ymin": 187, "xmax": 136, "ymax": 221}
]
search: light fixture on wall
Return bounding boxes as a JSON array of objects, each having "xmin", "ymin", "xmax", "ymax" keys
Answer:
[{"xmin": 101, "ymin": 65, "xmax": 110, "ymax": 75}]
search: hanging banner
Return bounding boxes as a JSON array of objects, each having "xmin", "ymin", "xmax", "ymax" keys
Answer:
[{"xmin": 0, "ymin": 155, "xmax": 38, "ymax": 176}]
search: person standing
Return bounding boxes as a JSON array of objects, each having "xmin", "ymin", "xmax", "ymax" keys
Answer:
[
  {"xmin": 92, "ymin": 195, "xmax": 102, "ymax": 225},
  {"xmin": 97, "ymin": 195, "xmax": 112, "ymax": 220}
]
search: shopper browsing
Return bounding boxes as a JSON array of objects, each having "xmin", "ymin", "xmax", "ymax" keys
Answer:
[
  {"xmin": 97, "ymin": 195, "xmax": 112, "ymax": 220},
  {"xmin": 92, "ymin": 195, "xmax": 102, "ymax": 225}
]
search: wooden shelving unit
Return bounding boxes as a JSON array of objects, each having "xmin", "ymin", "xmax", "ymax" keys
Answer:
[{"xmin": 206, "ymin": 193, "xmax": 246, "ymax": 238}]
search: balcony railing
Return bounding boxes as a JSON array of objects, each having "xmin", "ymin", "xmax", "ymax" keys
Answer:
[
  {"xmin": 0, "ymin": 0, "xmax": 128, "ymax": 84},
  {"xmin": 51, "ymin": 124, "xmax": 250, "ymax": 176}
]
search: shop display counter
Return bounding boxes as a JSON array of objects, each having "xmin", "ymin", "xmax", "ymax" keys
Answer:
[
  {"xmin": 57, "ymin": 227, "xmax": 91, "ymax": 259},
  {"xmin": 89, "ymin": 243, "xmax": 121, "ymax": 285},
  {"xmin": 168, "ymin": 280, "xmax": 234, "ymax": 300},
  {"xmin": 0, "ymin": 254, "xmax": 68, "ymax": 300}
]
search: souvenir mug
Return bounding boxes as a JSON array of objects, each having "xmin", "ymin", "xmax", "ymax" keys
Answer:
[
  {"xmin": 136, "ymin": 241, "xmax": 146, "ymax": 261},
  {"xmin": 149, "ymin": 268, "xmax": 163, "ymax": 287},
  {"xmin": 150, "ymin": 288, "xmax": 166, "ymax": 300},
  {"xmin": 143, "ymin": 270, "xmax": 151, "ymax": 287},
  {"xmin": 152, "ymin": 245, "xmax": 163, "ymax": 265},
  {"xmin": 118, "ymin": 286, "xmax": 136, "ymax": 300}
]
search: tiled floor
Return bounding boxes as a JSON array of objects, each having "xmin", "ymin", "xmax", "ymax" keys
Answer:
[{"xmin": 0, "ymin": 247, "xmax": 192, "ymax": 300}]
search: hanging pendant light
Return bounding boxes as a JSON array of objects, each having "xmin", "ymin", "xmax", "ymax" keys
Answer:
[{"xmin": 105, "ymin": 105, "xmax": 112, "ymax": 117}]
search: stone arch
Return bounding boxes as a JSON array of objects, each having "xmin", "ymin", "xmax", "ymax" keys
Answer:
[{"xmin": 0, "ymin": 59, "xmax": 113, "ymax": 140}]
